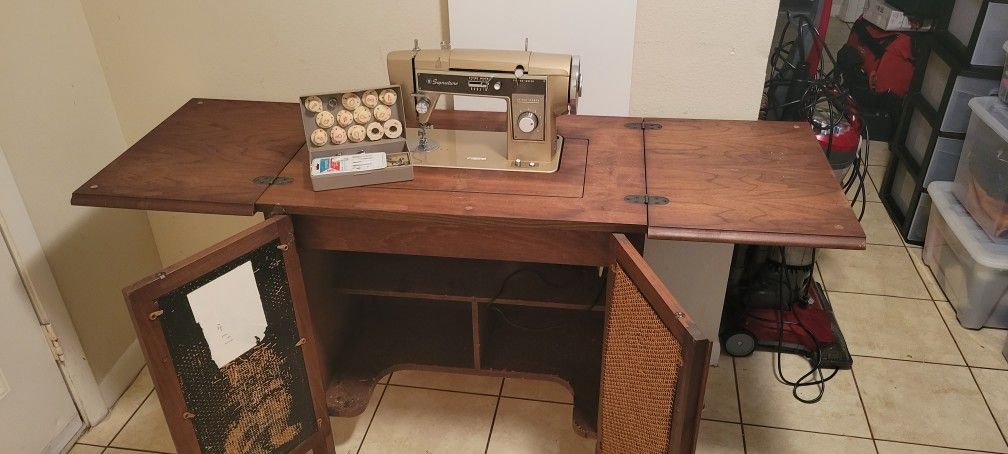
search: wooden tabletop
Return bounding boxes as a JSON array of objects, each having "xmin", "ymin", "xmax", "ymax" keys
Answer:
[
  {"xmin": 70, "ymin": 99, "xmax": 864, "ymax": 249},
  {"xmin": 643, "ymin": 118, "xmax": 865, "ymax": 249},
  {"xmin": 71, "ymin": 99, "xmax": 304, "ymax": 215}
]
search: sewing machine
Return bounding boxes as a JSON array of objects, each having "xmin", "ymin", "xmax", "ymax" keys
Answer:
[{"xmin": 387, "ymin": 45, "xmax": 581, "ymax": 172}]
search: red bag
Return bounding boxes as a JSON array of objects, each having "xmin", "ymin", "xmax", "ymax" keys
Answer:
[{"xmin": 845, "ymin": 18, "xmax": 915, "ymax": 97}]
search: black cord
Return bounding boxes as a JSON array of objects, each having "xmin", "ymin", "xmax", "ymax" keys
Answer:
[
  {"xmin": 772, "ymin": 246, "xmax": 839, "ymax": 404},
  {"xmin": 485, "ymin": 267, "xmax": 606, "ymax": 332}
]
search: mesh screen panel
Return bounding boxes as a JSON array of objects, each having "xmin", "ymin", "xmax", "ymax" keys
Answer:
[
  {"xmin": 599, "ymin": 265, "xmax": 684, "ymax": 454},
  {"xmin": 157, "ymin": 240, "xmax": 317, "ymax": 453}
]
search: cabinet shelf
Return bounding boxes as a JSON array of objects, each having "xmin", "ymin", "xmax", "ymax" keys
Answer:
[{"xmin": 330, "ymin": 251, "xmax": 605, "ymax": 310}]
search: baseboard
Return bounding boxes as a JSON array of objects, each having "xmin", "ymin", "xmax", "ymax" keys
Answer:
[{"xmin": 97, "ymin": 340, "xmax": 145, "ymax": 406}]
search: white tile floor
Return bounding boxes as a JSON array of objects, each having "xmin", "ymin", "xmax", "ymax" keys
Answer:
[{"xmin": 70, "ymin": 18, "xmax": 1008, "ymax": 454}]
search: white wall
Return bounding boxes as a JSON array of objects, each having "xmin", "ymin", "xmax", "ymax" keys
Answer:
[
  {"xmin": 630, "ymin": 0, "xmax": 780, "ymax": 120},
  {"xmin": 81, "ymin": 0, "xmax": 446, "ymax": 264},
  {"xmin": 0, "ymin": 0, "xmax": 163, "ymax": 391}
]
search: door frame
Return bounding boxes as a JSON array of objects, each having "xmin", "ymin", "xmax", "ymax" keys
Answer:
[{"xmin": 0, "ymin": 146, "xmax": 108, "ymax": 426}]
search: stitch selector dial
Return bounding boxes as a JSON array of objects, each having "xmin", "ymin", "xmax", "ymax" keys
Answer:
[{"xmin": 517, "ymin": 111, "xmax": 538, "ymax": 133}]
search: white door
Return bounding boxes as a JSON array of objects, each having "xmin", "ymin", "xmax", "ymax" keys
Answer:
[{"xmin": 0, "ymin": 234, "xmax": 81, "ymax": 452}]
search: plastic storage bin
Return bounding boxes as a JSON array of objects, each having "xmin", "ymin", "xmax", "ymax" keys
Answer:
[
  {"xmin": 919, "ymin": 50, "xmax": 1000, "ymax": 134},
  {"xmin": 925, "ymin": 181, "xmax": 1008, "ymax": 329},
  {"xmin": 1000, "ymin": 41, "xmax": 1008, "ymax": 103},
  {"xmin": 944, "ymin": 0, "xmax": 1008, "ymax": 68},
  {"xmin": 953, "ymin": 96, "xmax": 1008, "ymax": 242}
]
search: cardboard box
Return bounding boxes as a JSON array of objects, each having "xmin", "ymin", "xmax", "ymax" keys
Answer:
[
  {"xmin": 299, "ymin": 86, "xmax": 414, "ymax": 191},
  {"xmin": 863, "ymin": 0, "xmax": 933, "ymax": 32}
]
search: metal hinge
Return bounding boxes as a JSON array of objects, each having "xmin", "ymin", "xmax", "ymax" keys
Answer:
[
  {"xmin": 624, "ymin": 194, "xmax": 669, "ymax": 205},
  {"xmin": 253, "ymin": 176, "xmax": 293, "ymax": 185},
  {"xmin": 624, "ymin": 122, "xmax": 662, "ymax": 130},
  {"xmin": 41, "ymin": 323, "xmax": 65, "ymax": 364}
]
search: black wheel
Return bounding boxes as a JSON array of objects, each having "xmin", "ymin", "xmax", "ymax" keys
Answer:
[{"xmin": 724, "ymin": 331, "xmax": 757, "ymax": 357}]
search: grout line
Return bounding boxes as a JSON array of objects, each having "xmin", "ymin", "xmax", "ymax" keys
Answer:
[
  {"xmin": 871, "ymin": 437, "xmax": 1007, "ymax": 454},
  {"xmin": 968, "ymin": 366, "xmax": 1008, "ymax": 448},
  {"xmin": 496, "ymin": 394, "xmax": 573, "ymax": 406},
  {"xmin": 929, "ymin": 296, "xmax": 1008, "ymax": 449},
  {"xmin": 700, "ymin": 416, "xmax": 743, "ymax": 425},
  {"xmin": 482, "ymin": 379, "xmax": 505, "ymax": 454},
  {"xmin": 97, "ymin": 446, "xmax": 173, "ymax": 454},
  {"xmin": 105, "ymin": 388, "xmax": 156, "ymax": 449},
  {"xmin": 848, "ymin": 360, "xmax": 879, "ymax": 453},
  {"xmin": 849, "ymin": 353, "xmax": 968, "ymax": 368},
  {"xmin": 354, "ymin": 383, "xmax": 389, "ymax": 454},
  {"xmin": 824, "ymin": 289, "xmax": 933, "ymax": 302},
  {"xmin": 731, "ymin": 356, "xmax": 747, "ymax": 454},
  {"xmin": 384, "ymin": 382, "xmax": 502, "ymax": 398},
  {"xmin": 740, "ymin": 423, "xmax": 875, "ymax": 441}
]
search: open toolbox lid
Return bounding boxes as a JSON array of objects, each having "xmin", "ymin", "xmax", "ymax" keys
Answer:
[
  {"xmin": 641, "ymin": 118, "xmax": 865, "ymax": 249},
  {"xmin": 72, "ymin": 99, "xmax": 305, "ymax": 215}
]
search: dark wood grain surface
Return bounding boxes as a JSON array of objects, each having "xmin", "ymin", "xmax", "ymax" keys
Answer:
[
  {"xmin": 69, "ymin": 99, "xmax": 864, "ymax": 248},
  {"xmin": 257, "ymin": 113, "xmax": 648, "ymax": 233},
  {"xmin": 643, "ymin": 118, "xmax": 865, "ymax": 249},
  {"xmin": 71, "ymin": 99, "xmax": 304, "ymax": 215}
]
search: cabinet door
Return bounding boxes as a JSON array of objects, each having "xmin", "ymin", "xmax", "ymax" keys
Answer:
[
  {"xmin": 124, "ymin": 216, "xmax": 332, "ymax": 454},
  {"xmin": 598, "ymin": 234, "xmax": 713, "ymax": 454}
]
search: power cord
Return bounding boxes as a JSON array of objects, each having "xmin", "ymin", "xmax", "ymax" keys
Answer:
[
  {"xmin": 772, "ymin": 247, "xmax": 839, "ymax": 404},
  {"xmin": 763, "ymin": 13, "xmax": 869, "ymax": 222},
  {"xmin": 484, "ymin": 267, "xmax": 607, "ymax": 332}
]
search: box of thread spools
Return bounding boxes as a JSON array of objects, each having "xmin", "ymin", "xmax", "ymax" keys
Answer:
[{"xmin": 299, "ymin": 85, "xmax": 413, "ymax": 191}]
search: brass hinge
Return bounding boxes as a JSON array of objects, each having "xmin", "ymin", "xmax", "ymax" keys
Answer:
[
  {"xmin": 41, "ymin": 323, "xmax": 65, "ymax": 364},
  {"xmin": 624, "ymin": 122, "xmax": 662, "ymax": 130},
  {"xmin": 253, "ymin": 176, "xmax": 294, "ymax": 185},
  {"xmin": 624, "ymin": 194, "xmax": 669, "ymax": 205}
]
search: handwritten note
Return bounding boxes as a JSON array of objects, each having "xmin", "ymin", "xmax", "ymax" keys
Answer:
[{"xmin": 187, "ymin": 261, "xmax": 268, "ymax": 368}]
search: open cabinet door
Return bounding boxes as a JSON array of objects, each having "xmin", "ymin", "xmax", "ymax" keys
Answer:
[
  {"xmin": 123, "ymin": 216, "xmax": 333, "ymax": 454},
  {"xmin": 598, "ymin": 234, "xmax": 713, "ymax": 454}
]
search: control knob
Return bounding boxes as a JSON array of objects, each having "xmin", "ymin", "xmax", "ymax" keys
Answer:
[
  {"xmin": 415, "ymin": 97, "xmax": 432, "ymax": 115},
  {"xmin": 517, "ymin": 111, "xmax": 538, "ymax": 133}
]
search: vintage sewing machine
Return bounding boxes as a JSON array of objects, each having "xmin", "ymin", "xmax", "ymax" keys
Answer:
[{"xmin": 387, "ymin": 45, "xmax": 581, "ymax": 172}]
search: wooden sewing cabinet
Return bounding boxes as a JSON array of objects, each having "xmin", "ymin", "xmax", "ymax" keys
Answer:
[{"xmin": 72, "ymin": 99, "xmax": 864, "ymax": 453}]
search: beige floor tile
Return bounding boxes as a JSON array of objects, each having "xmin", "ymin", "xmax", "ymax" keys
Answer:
[
  {"xmin": 389, "ymin": 369, "xmax": 502, "ymax": 395},
  {"xmin": 817, "ymin": 244, "xmax": 930, "ymax": 299},
  {"xmin": 876, "ymin": 440, "xmax": 981, "ymax": 453},
  {"xmin": 855, "ymin": 356, "xmax": 1007, "ymax": 452},
  {"xmin": 868, "ymin": 140, "xmax": 891, "ymax": 166},
  {"xmin": 695, "ymin": 420, "xmax": 743, "ymax": 454},
  {"xmin": 78, "ymin": 367, "xmax": 153, "ymax": 445},
  {"xmin": 937, "ymin": 301, "xmax": 1008, "ymax": 370},
  {"xmin": 331, "ymin": 384, "xmax": 385, "ymax": 454},
  {"xmin": 501, "ymin": 377, "xmax": 573, "ymax": 404},
  {"xmin": 485, "ymin": 398, "xmax": 594, "ymax": 454},
  {"xmin": 972, "ymin": 368, "xmax": 1008, "ymax": 435},
  {"xmin": 104, "ymin": 449, "xmax": 154, "ymax": 454},
  {"xmin": 702, "ymin": 355, "xmax": 739, "ymax": 422},
  {"xmin": 861, "ymin": 202, "xmax": 904, "ymax": 246},
  {"xmin": 825, "ymin": 18, "xmax": 852, "ymax": 56},
  {"xmin": 359, "ymin": 386, "xmax": 496, "ymax": 453},
  {"xmin": 847, "ymin": 172, "xmax": 881, "ymax": 203},
  {"xmin": 868, "ymin": 165, "xmax": 886, "ymax": 192},
  {"xmin": 110, "ymin": 393, "xmax": 175, "ymax": 453},
  {"xmin": 908, "ymin": 247, "xmax": 948, "ymax": 301},
  {"xmin": 744, "ymin": 425, "xmax": 876, "ymax": 454},
  {"xmin": 830, "ymin": 292, "xmax": 963, "ymax": 364},
  {"xmin": 736, "ymin": 352, "xmax": 870, "ymax": 437},
  {"xmin": 68, "ymin": 444, "xmax": 104, "ymax": 454}
]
